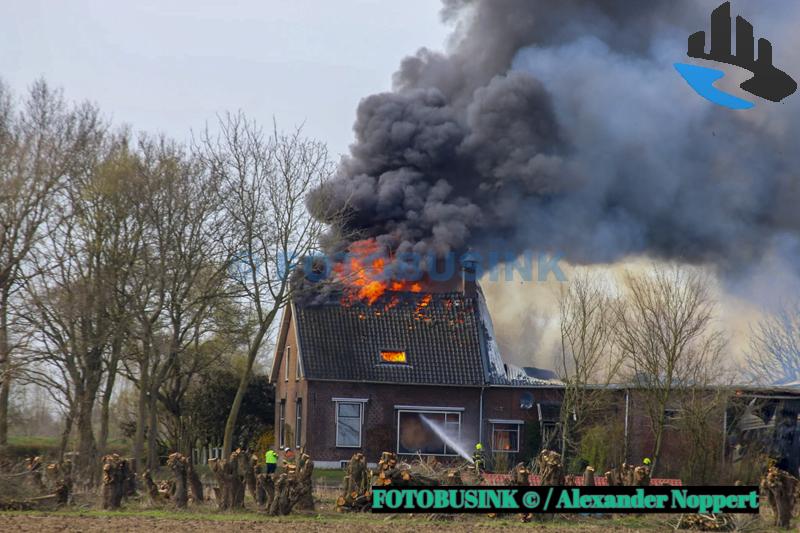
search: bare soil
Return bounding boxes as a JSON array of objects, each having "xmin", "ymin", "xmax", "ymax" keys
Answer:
[{"xmin": 0, "ymin": 513, "xmax": 668, "ymax": 532}]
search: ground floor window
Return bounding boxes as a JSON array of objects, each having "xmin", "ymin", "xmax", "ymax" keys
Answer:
[
  {"xmin": 335, "ymin": 400, "xmax": 365, "ymax": 448},
  {"xmin": 396, "ymin": 409, "xmax": 462, "ymax": 456},
  {"xmin": 491, "ymin": 420, "xmax": 522, "ymax": 452},
  {"xmin": 295, "ymin": 398, "xmax": 303, "ymax": 448},
  {"xmin": 279, "ymin": 399, "xmax": 286, "ymax": 447}
]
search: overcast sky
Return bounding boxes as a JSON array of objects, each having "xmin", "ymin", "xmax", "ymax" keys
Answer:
[{"xmin": 0, "ymin": 0, "xmax": 450, "ymax": 157}]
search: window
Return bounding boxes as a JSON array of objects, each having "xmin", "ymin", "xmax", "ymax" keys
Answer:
[
  {"xmin": 541, "ymin": 422, "xmax": 559, "ymax": 450},
  {"xmin": 335, "ymin": 401, "xmax": 363, "ymax": 448},
  {"xmin": 284, "ymin": 347, "xmax": 290, "ymax": 381},
  {"xmin": 397, "ymin": 410, "xmax": 462, "ymax": 456},
  {"xmin": 295, "ymin": 399, "xmax": 303, "ymax": 447},
  {"xmin": 664, "ymin": 408, "xmax": 681, "ymax": 428},
  {"xmin": 380, "ymin": 350, "xmax": 407, "ymax": 364},
  {"xmin": 296, "ymin": 351, "xmax": 302, "ymax": 381},
  {"xmin": 279, "ymin": 400, "xmax": 286, "ymax": 447},
  {"xmin": 491, "ymin": 422, "xmax": 522, "ymax": 452}
]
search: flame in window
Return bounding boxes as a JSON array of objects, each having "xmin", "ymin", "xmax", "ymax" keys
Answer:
[{"xmin": 380, "ymin": 350, "xmax": 407, "ymax": 364}]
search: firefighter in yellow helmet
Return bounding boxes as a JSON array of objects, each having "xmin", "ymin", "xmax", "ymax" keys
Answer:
[
  {"xmin": 472, "ymin": 443, "xmax": 485, "ymax": 472},
  {"xmin": 642, "ymin": 457, "xmax": 652, "ymax": 466}
]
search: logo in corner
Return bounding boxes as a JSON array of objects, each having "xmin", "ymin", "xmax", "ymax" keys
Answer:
[{"xmin": 675, "ymin": 1, "xmax": 797, "ymax": 110}]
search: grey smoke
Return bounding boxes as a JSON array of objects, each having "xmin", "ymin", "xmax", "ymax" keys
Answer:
[{"xmin": 310, "ymin": 0, "xmax": 800, "ymax": 274}]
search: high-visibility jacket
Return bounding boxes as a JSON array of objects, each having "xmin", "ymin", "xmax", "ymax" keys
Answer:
[{"xmin": 265, "ymin": 450, "xmax": 278, "ymax": 464}]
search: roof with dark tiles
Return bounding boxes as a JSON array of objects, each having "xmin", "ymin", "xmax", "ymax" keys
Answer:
[{"xmin": 292, "ymin": 291, "xmax": 489, "ymax": 386}]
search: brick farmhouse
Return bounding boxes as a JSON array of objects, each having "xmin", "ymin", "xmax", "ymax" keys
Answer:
[{"xmin": 270, "ymin": 276, "xmax": 800, "ymax": 474}]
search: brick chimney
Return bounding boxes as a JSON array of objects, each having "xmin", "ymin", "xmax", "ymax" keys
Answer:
[{"xmin": 461, "ymin": 252, "xmax": 478, "ymax": 298}]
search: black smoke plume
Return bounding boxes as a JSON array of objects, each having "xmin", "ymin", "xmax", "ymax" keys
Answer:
[{"xmin": 310, "ymin": 0, "xmax": 800, "ymax": 271}]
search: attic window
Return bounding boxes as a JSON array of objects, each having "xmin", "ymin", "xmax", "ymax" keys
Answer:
[{"xmin": 380, "ymin": 350, "xmax": 407, "ymax": 364}]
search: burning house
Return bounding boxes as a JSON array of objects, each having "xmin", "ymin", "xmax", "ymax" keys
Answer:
[
  {"xmin": 269, "ymin": 245, "xmax": 800, "ymax": 474},
  {"xmin": 269, "ymin": 255, "xmax": 562, "ymax": 468}
]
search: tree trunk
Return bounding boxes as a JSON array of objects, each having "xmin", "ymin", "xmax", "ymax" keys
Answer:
[
  {"xmin": 583, "ymin": 466, "xmax": 595, "ymax": 486},
  {"xmin": 133, "ymin": 361, "xmax": 149, "ymax": 473},
  {"xmin": 101, "ymin": 454, "xmax": 126, "ymax": 510},
  {"xmin": 147, "ymin": 386, "xmax": 159, "ymax": 472},
  {"xmin": 255, "ymin": 472, "xmax": 273, "ymax": 508},
  {"xmin": 761, "ymin": 466, "xmax": 797, "ymax": 529},
  {"xmin": 75, "ymin": 389, "xmax": 98, "ymax": 485},
  {"xmin": 269, "ymin": 452, "xmax": 315, "ymax": 516},
  {"xmin": 57, "ymin": 409, "xmax": 74, "ymax": 462},
  {"xmin": 651, "ymin": 429, "xmax": 663, "ymax": 477},
  {"xmin": 246, "ymin": 454, "xmax": 258, "ymax": 502},
  {"xmin": 209, "ymin": 450, "xmax": 247, "ymax": 510},
  {"xmin": 141, "ymin": 470, "xmax": 160, "ymax": 504},
  {"xmin": 99, "ymin": 347, "xmax": 119, "ymax": 453},
  {"xmin": 536, "ymin": 449, "xmax": 564, "ymax": 486},
  {"xmin": 187, "ymin": 461, "xmax": 204, "ymax": 502},
  {"xmin": 0, "ymin": 295, "xmax": 10, "ymax": 447},
  {"xmin": 293, "ymin": 453, "xmax": 315, "ymax": 510},
  {"xmin": 121, "ymin": 459, "xmax": 137, "ymax": 498},
  {"xmin": 167, "ymin": 453, "xmax": 189, "ymax": 509},
  {"xmin": 222, "ymin": 324, "xmax": 270, "ymax": 456},
  {"xmin": 337, "ymin": 453, "xmax": 371, "ymax": 512}
]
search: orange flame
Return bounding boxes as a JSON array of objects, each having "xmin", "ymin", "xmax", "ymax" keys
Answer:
[
  {"xmin": 380, "ymin": 350, "xmax": 407, "ymax": 363},
  {"xmin": 334, "ymin": 239, "xmax": 425, "ymax": 306}
]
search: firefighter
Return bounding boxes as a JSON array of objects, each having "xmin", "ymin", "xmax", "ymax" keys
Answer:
[
  {"xmin": 283, "ymin": 446, "xmax": 296, "ymax": 467},
  {"xmin": 264, "ymin": 448, "xmax": 278, "ymax": 474},
  {"xmin": 642, "ymin": 457, "xmax": 652, "ymax": 467},
  {"xmin": 472, "ymin": 443, "xmax": 486, "ymax": 472}
]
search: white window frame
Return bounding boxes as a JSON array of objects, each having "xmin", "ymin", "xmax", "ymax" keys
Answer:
[
  {"xmin": 279, "ymin": 399, "xmax": 286, "ymax": 447},
  {"xmin": 489, "ymin": 419, "xmax": 522, "ymax": 453},
  {"xmin": 334, "ymin": 399, "xmax": 366, "ymax": 448},
  {"xmin": 295, "ymin": 351, "xmax": 302, "ymax": 381},
  {"xmin": 295, "ymin": 398, "xmax": 303, "ymax": 447},
  {"xmin": 284, "ymin": 347, "xmax": 290, "ymax": 382},
  {"xmin": 396, "ymin": 408, "xmax": 462, "ymax": 457}
]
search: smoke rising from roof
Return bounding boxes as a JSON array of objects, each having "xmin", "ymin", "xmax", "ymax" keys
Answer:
[{"xmin": 310, "ymin": 0, "xmax": 800, "ymax": 274}]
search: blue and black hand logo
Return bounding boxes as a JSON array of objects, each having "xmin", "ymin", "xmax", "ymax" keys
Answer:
[{"xmin": 675, "ymin": 1, "xmax": 796, "ymax": 109}]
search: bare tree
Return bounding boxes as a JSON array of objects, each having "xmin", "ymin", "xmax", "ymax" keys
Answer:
[
  {"xmin": 0, "ymin": 80, "xmax": 102, "ymax": 445},
  {"xmin": 199, "ymin": 113, "xmax": 333, "ymax": 456},
  {"xmin": 20, "ymin": 133, "xmax": 149, "ymax": 481},
  {"xmin": 747, "ymin": 300, "xmax": 800, "ymax": 385},
  {"xmin": 613, "ymin": 265, "xmax": 726, "ymax": 476},
  {"xmin": 557, "ymin": 271, "xmax": 620, "ymax": 467},
  {"xmin": 124, "ymin": 136, "xmax": 230, "ymax": 472}
]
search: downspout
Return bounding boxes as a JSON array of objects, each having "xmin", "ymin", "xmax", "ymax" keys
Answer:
[
  {"xmin": 623, "ymin": 388, "xmax": 630, "ymax": 462},
  {"xmin": 721, "ymin": 399, "xmax": 728, "ymax": 465},
  {"xmin": 479, "ymin": 386, "xmax": 485, "ymax": 446}
]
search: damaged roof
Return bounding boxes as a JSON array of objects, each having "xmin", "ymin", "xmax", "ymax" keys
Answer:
[
  {"xmin": 276, "ymin": 284, "xmax": 562, "ymax": 387},
  {"xmin": 291, "ymin": 291, "xmax": 491, "ymax": 386}
]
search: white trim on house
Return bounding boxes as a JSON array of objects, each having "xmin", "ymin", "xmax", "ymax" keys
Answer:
[
  {"xmin": 490, "ymin": 420, "xmax": 522, "ymax": 453},
  {"xmin": 332, "ymin": 397, "xmax": 369, "ymax": 403},
  {"xmin": 395, "ymin": 407, "xmax": 463, "ymax": 457},
  {"xmin": 393, "ymin": 405, "xmax": 465, "ymax": 411},
  {"xmin": 334, "ymin": 399, "xmax": 364, "ymax": 448}
]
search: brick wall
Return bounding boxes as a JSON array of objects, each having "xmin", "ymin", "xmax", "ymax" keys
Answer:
[
  {"xmin": 304, "ymin": 381, "xmax": 483, "ymax": 464},
  {"xmin": 274, "ymin": 314, "xmax": 308, "ymax": 449}
]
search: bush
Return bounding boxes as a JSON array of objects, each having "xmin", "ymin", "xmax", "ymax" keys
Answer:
[
  {"xmin": 578, "ymin": 423, "xmax": 625, "ymax": 473},
  {"xmin": 491, "ymin": 451, "xmax": 510, "ymax": 473},
  {"xmin": 253, "ymin": 428, "xmax": 275, "ymax": 459}
]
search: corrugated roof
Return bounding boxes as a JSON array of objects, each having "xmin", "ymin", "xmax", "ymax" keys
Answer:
[{"xmin": 294, "ymin": 291, "xmax": 488, "ymax": 386}]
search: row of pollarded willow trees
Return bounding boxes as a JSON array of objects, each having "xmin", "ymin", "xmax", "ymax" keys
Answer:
[
  {"xmin": 0, "ymin": 79, "xmax": 337, "ymax": 482},
  {"xmin": 555, "ymin": 266, "xmax": 798, "ymax": 481}
]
